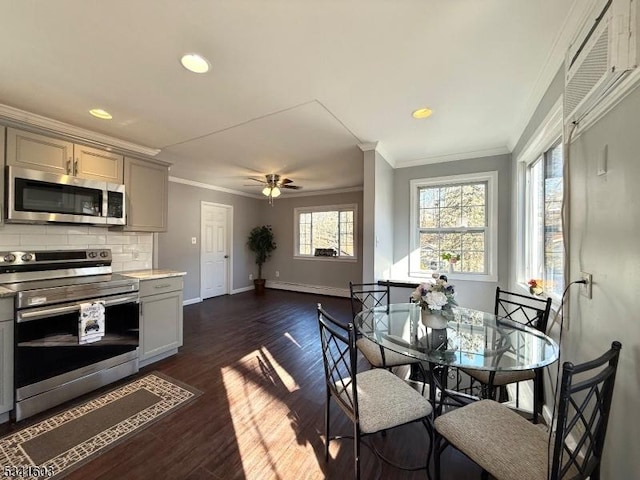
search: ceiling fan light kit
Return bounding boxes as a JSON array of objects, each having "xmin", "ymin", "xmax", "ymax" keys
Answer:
[{"xmin": 247, "ymin": 174, "xmax": 301, "ymax": 205}]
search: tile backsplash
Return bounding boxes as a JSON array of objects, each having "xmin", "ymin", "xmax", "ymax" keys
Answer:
[{"xmin": 0, "ymin": 224, "xmax": 153, "ymax": 272}]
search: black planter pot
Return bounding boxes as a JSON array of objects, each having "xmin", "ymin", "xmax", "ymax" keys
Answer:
[{"xmin": 253, "ymin": 278, "xmax": 266, "ymax": 295}]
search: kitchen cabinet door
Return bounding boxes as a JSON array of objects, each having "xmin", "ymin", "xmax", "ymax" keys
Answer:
[
  {"xmin": 74, "ymin": 144, "xmax": 123, "ymax": 183},
  {"xmin": 123, "ymin": 157, "xmax": 169, "ymax": 232},
  {"xmin": 0, "ymin": 299, "xmax": 14, "ymax": 415},
  {"xmin": 140, "ymin": 290, "xmax": 183, "ymax": 362},
  {"xmin": 6, "ymin": 128, "xmax": 73, "ymax": 175}
]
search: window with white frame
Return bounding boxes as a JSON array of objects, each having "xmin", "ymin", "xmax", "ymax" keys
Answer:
[
  {"xmin": 525, "ymin": 141, "xmax": 564, "ymax": 298},
  {"xmin": 410, "ymin": 172, "xmax": 498, "ymax": 280},
  {"xmin": 294, "ymin": 204, "xmax": 357, "ymax": 259}
]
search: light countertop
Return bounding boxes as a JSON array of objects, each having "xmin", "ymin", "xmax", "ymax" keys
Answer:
[
  {"xmin": 121, "ymin": 269, "xmax": 186, "ymax": 280},
  {"xmin": 0, "ymin": 286, "xmax": 16, "ymax": 298}
]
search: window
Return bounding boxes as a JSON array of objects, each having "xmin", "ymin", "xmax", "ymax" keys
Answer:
[
  {"xmin": 410, "ymin": 172, "xmax": 498, "ymax": 280},
  {"xmin": 525, "ymin": 141, "xmax": 564, "ymax": 297},
  {"xmin": 294, "ymin": 204, "xmax": 357, "ymax": 260}
]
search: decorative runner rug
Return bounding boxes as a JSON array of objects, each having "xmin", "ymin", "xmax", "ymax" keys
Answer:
[{"xmin": 0, "ymin": 372, "xmax": 201, "ymax": 479}]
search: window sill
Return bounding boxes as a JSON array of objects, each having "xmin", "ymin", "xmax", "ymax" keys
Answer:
[
  {"xmin": 515, "ymin": 282, "xmax": 562, "ymax": 310},
  {"xmin": 408, "ymin": 272, "xmax": 498, "ymax": 283},
  {"xmin": 294, "ymin": 256, "xmax": 357, "ymax": 263}
]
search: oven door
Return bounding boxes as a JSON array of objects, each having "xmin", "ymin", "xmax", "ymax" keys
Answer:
[
  {"xmin": 15, "ymin": 293, "xmax": 139, "ymax": 393},
  {"xmin": 6, "ymin": 166, "xmax": 110, "ymax": 225}
]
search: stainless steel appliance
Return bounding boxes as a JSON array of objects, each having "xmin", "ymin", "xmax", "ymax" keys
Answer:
[
  {"xmin": 0, "ymin": 249, "xmax": 139, "ymax": 421},
  {"xmin": 5, "ymin": 166, "xmax": 126, "ymax": 225}
]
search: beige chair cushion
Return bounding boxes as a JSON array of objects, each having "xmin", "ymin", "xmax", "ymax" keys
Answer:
[
  {"xmin": 462, "ymin": 368, "xmax": 535, "ymax": 386},
  {"xmin": 356, "ymin": 337, "xmax": 420, "ymax": 368},
  {"xmin": 435, "ymin": 399, "xmax": 576, "ymax": 480},
  {"xmin": 335, "ymin": 368, "xmax": 432, "ymax": 434}
]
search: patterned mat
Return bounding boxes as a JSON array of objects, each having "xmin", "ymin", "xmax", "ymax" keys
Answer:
[{"xmin": 0, "ymin": 372, "xmax": 201, "ymax": 479}]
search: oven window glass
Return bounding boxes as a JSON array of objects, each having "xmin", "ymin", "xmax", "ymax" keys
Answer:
[
  {"xmin": 15, "ymin": 178, "xmax": 103, "ymax": 216},
  {"xmin": 15, "ymin": 302, "xmax": 138, "ymax": 388}
]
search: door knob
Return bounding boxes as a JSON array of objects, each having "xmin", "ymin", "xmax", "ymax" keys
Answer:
[{"xmin": 224, "ymin": 255, "xmax": 229, "ymax": 258}]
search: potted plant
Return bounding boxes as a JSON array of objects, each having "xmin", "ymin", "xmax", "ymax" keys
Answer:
[{"xmin": 247, "ymin": 225, "xmax": 277, "ymax": 295}]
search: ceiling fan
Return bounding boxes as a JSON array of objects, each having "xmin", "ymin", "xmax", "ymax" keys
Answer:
[{"xmin": 245, "ymin": 174, "xmax": 302, "ymax": 204}]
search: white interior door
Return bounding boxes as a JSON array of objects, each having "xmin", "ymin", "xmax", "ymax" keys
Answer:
[{"xmin": 201, "ymin": 203, "xmax": 230, "ymax": 299}]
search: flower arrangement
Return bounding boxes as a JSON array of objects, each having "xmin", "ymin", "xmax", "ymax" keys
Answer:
[
  {"xmin": 441, "ymin": 252, "xmax": 460, "ymax": 264},
  {"xmin": 411, "ymin": 277, "xmax": 458, "ymax": 312},
  {"xmin": 528, "ymin": 279, "xmax": 544, "ymax": 295}
]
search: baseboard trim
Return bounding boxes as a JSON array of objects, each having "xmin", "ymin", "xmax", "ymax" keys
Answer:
[
  {"xmin": 183, "ymin": 297, "xmax": 202, "ymax": 306},
  {"xmin": 231, "ymin": 286, "xmax": 254, "ymax": 294},
  {"xmin": 265, "ymin": 281, "xmax": 349, "ymax": 298}
]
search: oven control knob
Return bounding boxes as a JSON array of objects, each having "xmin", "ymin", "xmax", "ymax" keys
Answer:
[
  {"xmin": 3, "ymin": 254, "xmax": 16, "ymax": 263},
  {"xmin": 100, "ymin": 251, "xmax": 109, "ymax": 258},
  {"xmin": 88, "ymin": 251, "xmax": 97, "ymax": 258},
  {"xmin": 21, "ymin": 253, "xmax": 33, "ymax": 262}
]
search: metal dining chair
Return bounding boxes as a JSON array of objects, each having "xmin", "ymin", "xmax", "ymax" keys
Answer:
[
  {"xmin": 349, "ymin": 282, "xmax": 428, "ymax": 393},
  {"xmin": 434, "ymin": 341, "xmax": 622, "ymax": 480},
  {"xmin": 460, "ymin": 287, "xmax": 552, "ymax": 422},
  {"xmin": 317, "ymin": 304, "xmax": 433, "ymax": 480}
]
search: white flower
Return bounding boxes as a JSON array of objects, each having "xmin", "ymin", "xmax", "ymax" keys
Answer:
[{"xmin": 426, "ymin": 291, "xmax": 448, "ymax": 310}]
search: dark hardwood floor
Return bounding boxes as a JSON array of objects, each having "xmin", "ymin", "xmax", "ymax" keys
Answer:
[{"xmin": 5, "ymin": 290, "xmax": 482, "ymax": 479}]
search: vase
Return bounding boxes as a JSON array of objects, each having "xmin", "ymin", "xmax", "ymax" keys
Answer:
[
  {"xmin": 447, "ymin": 262, "xmax": 454, "ymax": 275},
  {"xmin": 421, "ymin": 309, "xmax": 448, "ymax": 329}
]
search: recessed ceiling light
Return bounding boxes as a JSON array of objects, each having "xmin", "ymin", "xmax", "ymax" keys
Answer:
[
  {"xmin": 412, "ymin": 108, "xmax": 433, "ymax": 119},
  {"xmin": 180, "ymin": 53, "xmax": 210, "ymax": 73},
  {"xmin": 89, "ymin": 108, "xmax": 112, "ymax": 120}
]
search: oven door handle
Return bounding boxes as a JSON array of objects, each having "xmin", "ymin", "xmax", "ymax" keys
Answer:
[{"xmin": 17, "ymin": 294, "xmax": 140, "ymax": 323}]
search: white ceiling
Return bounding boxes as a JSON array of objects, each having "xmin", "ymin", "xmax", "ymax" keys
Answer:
[{"xmin": 0, "ymin": 1, "xmax": 585, "ymax": 196}]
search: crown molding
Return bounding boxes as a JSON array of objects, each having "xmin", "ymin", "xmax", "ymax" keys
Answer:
[
  {"xmin": 170, "ymin": 176, "xmax": 362, "ymax": 199},
  {"xmin": 395, "ymin": 146, "xmax": 510, "ymax": 169},
  {"xmin": 358, "ymin": 141, "xmax": 396, "ymax": 167},
  {"xmin": 507, "ymin": 0, "xmax": 596, "ymax": 151},
  {"xmin": 0, "ymin": 103, "xmax": 161, "ymax": 157},
  {"xmin": 169, "ymin": 176, "xmax": 261, "ymax": 198}
]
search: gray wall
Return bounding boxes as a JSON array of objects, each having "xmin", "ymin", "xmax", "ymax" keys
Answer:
[
  {"xmin": 566, "ymin": 84, "xmax": 640, "ymax": 479},
  {"xmin": 261, "ymin": 191, "xmax": 363, "ymax": 290},
  {"xmin": 392, "ymin": 154, "xmax": 512, "ymax": 313},
  {"xmin": 512, "ymin": 63, "xmax": 639, "ymax": 477},
  {"xmin": 157, "ymin": 181, "xmax": 263, "ymax": 301},
  {"xmin": 373, "ymin": 150, "xmax": 395, "ymax": 280}
]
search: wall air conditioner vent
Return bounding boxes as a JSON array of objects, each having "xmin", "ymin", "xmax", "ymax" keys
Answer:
[{"xmin": 564, "ymin": 0, "xmax": 639, "ymax": 129}]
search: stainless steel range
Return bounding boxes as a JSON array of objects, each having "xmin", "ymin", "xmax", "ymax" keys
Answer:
[{"xmin": 0, "ymin": 249, "xmax": 140, "ymax": 421}]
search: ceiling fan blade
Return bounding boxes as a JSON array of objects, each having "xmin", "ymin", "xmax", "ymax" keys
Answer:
[
  {"xmin": 280, "ymin": 178, "xmax": 294, "ymax": 185},
  {"xmin": 281, "ymin": 184, "xmax": 302, "ymax": 190},
  {"xmin": 247, "ymin": 177, "xmax": 267, "ymax": 184}
]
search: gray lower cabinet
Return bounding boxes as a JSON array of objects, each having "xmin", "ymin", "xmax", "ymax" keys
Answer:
[
  {"xmin": 139, "ymin": 277, "xmax": 183, "ymax": 366},
  {"xmin": 0, "ymin": 298, "xmax": 14, "ymax": 416}
]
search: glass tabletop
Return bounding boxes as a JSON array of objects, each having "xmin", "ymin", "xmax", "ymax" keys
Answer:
[{"xmin": 356, "ymin": 303, "xmax": 559, "ymax": 371}]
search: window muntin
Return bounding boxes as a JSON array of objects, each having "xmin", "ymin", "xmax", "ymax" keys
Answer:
[
  {"xmin": 417, "ymin": 182, "xmax": 487, "ymax": 273},
  {"xmin": 294, "ymin": 204, "xmax": 356, "ymax": 259},
  {"xmin": 526, "ymin": 142, "xmax": 564, "ymax": 297},
  {"xmin": 410, "ymin": 172, "xmax": 497, "ymax": 281}
]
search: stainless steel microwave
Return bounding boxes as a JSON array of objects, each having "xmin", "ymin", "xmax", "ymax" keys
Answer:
[{"xmin": 5, "ymin": 166, "xmax": 125, "ymax": 225}]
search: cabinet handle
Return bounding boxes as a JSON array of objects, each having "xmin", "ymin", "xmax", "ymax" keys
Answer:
[
  {"xmin": 66, "ymin": 158, "xmax": 72, "ymax": 174},
  {"xmin": 155, "ymin": 284, "xmax": 171, "ymax": 289},
  {"xmin": 74, "ymin": 158, "xmax": 78, "ymax": 176}
]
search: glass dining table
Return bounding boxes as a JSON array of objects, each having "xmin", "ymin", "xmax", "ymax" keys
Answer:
[{"xmin": 355, "ymin": 303, "xmax": 559, "ymax": 413}]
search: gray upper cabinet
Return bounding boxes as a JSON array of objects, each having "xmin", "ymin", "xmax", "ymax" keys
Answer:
[
  {"xmin": 123, "ymin": 156, "xmax": 169, "ymax": 232},
  {"xmin": 6, "ymin": 128, "xmax": 123, "ymax": 183},
  {"xmin": 0, "ymin": 126, "xmax": 5, "ymax": 224},
  {"xmin": 73, "ymin": 144, "xmax": 123, "ymax": 183}
]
